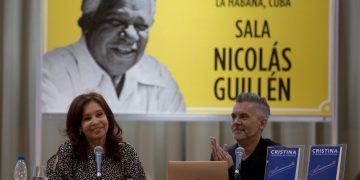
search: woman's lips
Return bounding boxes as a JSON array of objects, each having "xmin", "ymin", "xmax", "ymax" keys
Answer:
[{"xmin": 91, "ymin": 126, "xmax": 103, "ymax": 133}]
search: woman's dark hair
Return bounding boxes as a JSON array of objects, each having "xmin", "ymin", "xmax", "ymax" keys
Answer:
[{"xmin": 66, "ymin": 92, "xmax": 123, "ymax": 160}]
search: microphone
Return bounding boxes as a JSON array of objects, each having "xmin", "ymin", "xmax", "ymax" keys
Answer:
[
  {"xmin": 94, "ymin": 146, "xmax": 104, "ymax": 179},
  {"xmin": 234, "ymin": 147, "xmax": 244, "ymax": 180}
]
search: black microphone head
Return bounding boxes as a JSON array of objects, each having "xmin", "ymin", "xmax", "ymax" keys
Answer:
[
  {"xmin": 94, "ymin": 146, "xmax": 104, "ymax": 155},
  {"xmin": 235, "ymin": 147, "xmax": 244, "ymax": 157}
]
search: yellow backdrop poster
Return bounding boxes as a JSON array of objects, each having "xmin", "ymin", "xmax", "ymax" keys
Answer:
[{"xmin": 44, "ymin": 0, "xmax": 333, "ymax": 115}]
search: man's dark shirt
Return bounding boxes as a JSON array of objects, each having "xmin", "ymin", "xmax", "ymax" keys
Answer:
[{"xmin": 212, "ymin": 137, "xmax": 279, "ymax": 180}]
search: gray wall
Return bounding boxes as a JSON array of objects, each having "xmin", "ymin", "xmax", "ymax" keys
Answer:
[
  {"xmin": 1, "ymin": 0, "xmax": 360, "ymax": 179},
  {"xmin": 0, "ymin": 0, "xmax": 41, "ymax": 179},
  {"xmin": 339, "ymin": 0, "xmax": 360, "ymax": 179}
]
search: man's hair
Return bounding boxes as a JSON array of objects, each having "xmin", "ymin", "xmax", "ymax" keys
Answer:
[
  {"xmin": 78, "ymin": 0, "xmax": 156, "ymax": 32},
  {"xmin": 235, "ymin": 92, "xmax": 271, "ymax": 120}
]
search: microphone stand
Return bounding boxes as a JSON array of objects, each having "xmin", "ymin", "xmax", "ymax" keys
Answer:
[
  {"xmin": 94, "ymin": 146, "xmax": 103, "ymax": 180},
  {"xmin": 234, "ymin": 147, "xmax": 244, "ymax": 180},
  {"xmin": 96, "ymin": 171, "xmax": 101, "ymax": 180},
  {"xmin": 234, "ymin": 169, "xmax": 241, "ymax": 180},
  {"xmin": 96, "ymin": 162, "xmax": 102, "ymax": 180}
]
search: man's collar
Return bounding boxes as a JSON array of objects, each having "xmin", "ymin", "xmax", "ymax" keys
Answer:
[{"xmin": 72, "ymin": 36, "xmax": 106, "ymax": 89}]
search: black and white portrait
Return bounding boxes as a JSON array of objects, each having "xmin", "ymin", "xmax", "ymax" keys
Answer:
[{"xmin": 42, "ymin": 0, "xmax": 185, "ymax": 113}]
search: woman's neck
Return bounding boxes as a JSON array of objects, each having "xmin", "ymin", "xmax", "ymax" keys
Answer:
[{"xmin": 87, "ymin": 138, "xmax": 106, "ymax": 151}]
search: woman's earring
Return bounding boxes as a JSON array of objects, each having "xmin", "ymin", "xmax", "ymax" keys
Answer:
[{"xmin": 79, "ymin": 129, "xmax": 82, "ymax": 136}]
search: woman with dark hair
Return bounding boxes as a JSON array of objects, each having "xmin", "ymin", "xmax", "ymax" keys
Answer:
[{"xmin": 46, "ymin": 92, "xmax": 146, "ymax": 179}]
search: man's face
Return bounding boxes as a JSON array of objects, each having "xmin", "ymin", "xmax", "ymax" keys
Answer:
[
  {"xmin": 86, "ymin": 0, "xmax": 153, "ymax": 77},
  {"xmin": 231, "ymin": 102, "xmax": 266, "ymax": 144}
]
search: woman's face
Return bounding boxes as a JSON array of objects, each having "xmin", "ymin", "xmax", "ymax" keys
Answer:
[{"xmin": 80, "ymin": 101, "xmax": 109, "ymax": 146}]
